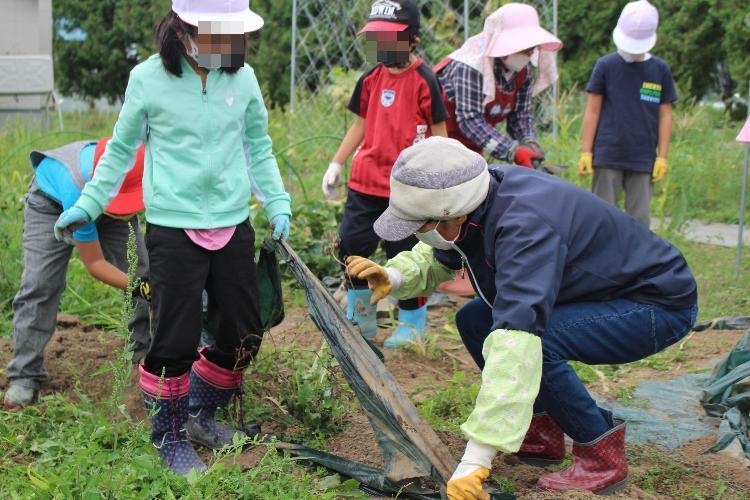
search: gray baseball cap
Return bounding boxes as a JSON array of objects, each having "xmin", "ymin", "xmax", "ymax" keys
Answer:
[{"xmin": 374, "ymin": 137, "xmax": 491, "ymax": 242}]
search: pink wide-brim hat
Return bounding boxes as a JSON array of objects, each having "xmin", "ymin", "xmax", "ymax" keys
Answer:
[
  {"xmin": 738, "ymin": 118, "xmax": 750, "ymax": 144},
  {"xmin": 172, "ymin": 0, "xmax": 264, "ymax": 34},
  {"xmin": 486, "ymin": 3, "xmax": 562, "ymax": 58}
]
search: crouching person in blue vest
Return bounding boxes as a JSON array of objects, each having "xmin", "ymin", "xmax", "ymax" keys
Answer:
[
  {"xmin": 3, "ymin": 137, "xmax": 151, "ymax": 409},
  {"xmin": 346, "ymin": 137, "xmax": 698, "ymax": 497}
]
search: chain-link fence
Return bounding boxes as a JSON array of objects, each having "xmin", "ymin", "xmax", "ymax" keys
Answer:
[{"xmin": 283, "ymin": 0, "xmax": 557, "ymax": 193}]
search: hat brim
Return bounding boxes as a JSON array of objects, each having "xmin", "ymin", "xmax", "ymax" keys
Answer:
[
  {"xmin": 106, "ymin": 189, "xmax": 144, "ymax": 216},
  {"xmin": 374, "ymin": 208, "xmax": 426, "ymax": 242},
  {"xmin": 487, "ymin": 26, "xmax": 562, "ymax": 58},
  {"xmin": 358, "ymin": 20, "xmax": 409, "ymax": 36},
  {"xmin": 612, "ymin": 27, "xmax": 656, "ymax": 55},
  {"xmin": 177, "ymin": 8, "xmax": 264, "ymax": 34}
]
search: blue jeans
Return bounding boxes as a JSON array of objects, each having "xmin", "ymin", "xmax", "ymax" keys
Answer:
[{"xmin": 456, "ymin": 298, "xmax": 698, "ymax": 443}]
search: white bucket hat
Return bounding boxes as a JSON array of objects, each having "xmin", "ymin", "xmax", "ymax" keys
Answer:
[
  {"xmin": 613, "ymin": 0, "xmax": 659, "ymax": 54},
  {"xmin": 172, "ymin": 0, "xmax": 264, "ymax": 34}
]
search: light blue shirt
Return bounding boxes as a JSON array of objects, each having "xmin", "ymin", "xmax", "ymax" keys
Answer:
[{"xmin": 35, "ymin": 144, "xmax": 98, "ymax": 242}]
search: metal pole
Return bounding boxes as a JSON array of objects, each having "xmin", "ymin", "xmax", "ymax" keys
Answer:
[
  {"xmin": 737, "ymin": 82, "xmax": 750, "ymax": 278},
  {"xmin": 463, "ymin": 0, "xmax": 470, "ymax": 41},
  {"xmin": 737, "ymin": 144, "xmax": 749, "ymax": 278},
  {"xmin": 552, "ymin": 0, "xmax": 559, "ymax": 140},
  {"xmin": 290, "ymin": 0, "xmax": 298, "ymax": 114}
]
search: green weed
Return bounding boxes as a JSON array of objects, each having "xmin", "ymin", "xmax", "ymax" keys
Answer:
[
  {"xmin": 242, "ymin": 344, "xmax": 355, "ymax": 447},
  {"xmin": 613, "ymin": 386, "xmax": 652, "ymax": 409},
  {"xmin": 415, "ymin": 371, "xmax": 480, "ymax": 433},
  {"xmin": 630, "ymin": 445, "xmax": 750, "ymax": 499},
  {"xmin": 406, "ymin": 319, "xmax": 466, "ymax": 360}
]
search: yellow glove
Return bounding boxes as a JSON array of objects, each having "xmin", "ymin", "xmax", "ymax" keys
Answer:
[
  {"xmin": 578, "ymin": 152, "xmax": 593, "ymax": 176},
  {"xmin": 345, "ymin": 256, "xmax": 392, "ymax": 303},
  {"xmin": 447, "ymin": 467, "xmax": 490, "ymax": 500},
  {"xmin": 653, "ymin": 157, "xmax": 668, "ymax": 182}
]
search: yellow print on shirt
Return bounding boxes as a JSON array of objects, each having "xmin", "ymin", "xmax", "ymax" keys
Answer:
[{"xmin": 640, "ymin": 82, "xmax": 662, "ymax": 103}]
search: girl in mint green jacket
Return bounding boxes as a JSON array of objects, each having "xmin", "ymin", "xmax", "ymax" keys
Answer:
[{"xmin": 55, "ymin": 1, "xmax": 291, "ymax": 475}]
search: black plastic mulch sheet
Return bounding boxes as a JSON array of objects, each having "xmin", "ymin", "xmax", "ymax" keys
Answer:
[
  {"xmin": 700, "ymin": 327, "xmax": 750, "ymax": 462},
  {"xmin": 271, "ymin": 240, "xmax": 514, "ymax": 500},
  {"xmin": 258, "ymin": 240, "xmax": 286, "ymax": 331}
]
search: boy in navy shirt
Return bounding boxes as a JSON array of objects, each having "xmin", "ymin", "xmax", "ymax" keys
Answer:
[
  {"xmin": 578, "ymin": 0, "xmax": 676, "ymax": 228},
  {"xmin": 321, "ymin": 0, "xmax": 448, "ymax": 348}
]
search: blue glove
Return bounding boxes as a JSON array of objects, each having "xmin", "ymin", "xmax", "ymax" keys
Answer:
[
  {"xmin": 270, "ymin": 214, "xmax": 291, "ymax": 241},
  {"xmin": 54, "ymin": 207, "xmax": 92, "ymax": 245}
]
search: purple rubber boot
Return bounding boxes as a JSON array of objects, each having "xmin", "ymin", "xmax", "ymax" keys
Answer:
[{"xmin": 140, "ymin": 365, "xmax": 206, "ymax": 475}]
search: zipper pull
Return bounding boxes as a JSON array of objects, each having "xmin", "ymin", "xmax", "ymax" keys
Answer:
[{"xmin": 461, "ymin": 257, "xmax": 466, "ymax": 279}]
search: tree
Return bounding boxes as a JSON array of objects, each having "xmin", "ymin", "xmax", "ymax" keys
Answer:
[{"xmin": 53, "ymin": 0, "xmax": 169, "ymax": 104}]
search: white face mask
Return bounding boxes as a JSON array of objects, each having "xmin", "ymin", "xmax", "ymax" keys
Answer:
[
  {"xmin": 502, "ymin": 53, "xmax": 531, "ymax": 73},
  {"xmin": 415, "ymin": 222, "xmax": 455, "ymax": 250},
  {"xmin": 617, "ymin": 48, "xmax": 646, "ymax": 63},
  {"xmin": 187, "ymin": 35, "xmax": 223, "ymax": 70}
]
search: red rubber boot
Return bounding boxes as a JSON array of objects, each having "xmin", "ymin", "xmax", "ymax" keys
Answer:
[
  {"xmin": 517, "ymin": 413, "xmax": 566, "ymax": 466},
  {"xmin": 537, "ymin": 420, "xmax": 628, "ymax": 495}
]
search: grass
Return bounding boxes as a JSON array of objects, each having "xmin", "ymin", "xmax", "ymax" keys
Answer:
[
  {"xmin": 0, "ymin": 394, "xmax": 363, "ymax": 499},
  {"xmin": 1, "ymin": 93, "xmax": 749, "ymax": 496},
  {"xmin": 415, "ymin": 371, "xmax": 480, "ymax": 433},
  {"xmin": 629, "ymin": 445, "xmax": 750, "ymax": 500}
]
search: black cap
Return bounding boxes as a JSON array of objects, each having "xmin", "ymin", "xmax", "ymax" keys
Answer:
[{"xmin": 359, "ymin": 0, "xmax": 420, "ymax": 35}]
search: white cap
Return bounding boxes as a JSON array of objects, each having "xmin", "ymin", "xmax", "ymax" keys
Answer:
[
  {"xmin": 172, "ymin": 0, "xmax": 264, "ymax": 34},
  {"xmin": 613, "ymin": 0, "xmax": 659, "ymax": 54}
]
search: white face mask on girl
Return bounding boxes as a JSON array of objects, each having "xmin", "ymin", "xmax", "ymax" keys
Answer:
[
  {"xmin": 502, "ymin": 53, "xmax": 532, "ymax": 73},
  {"xmin": 415, "ymin": 222, "xmax": 455, "ymax": 250},
  {"xmin": 187, "ymin": 35, "xmax": 223, "ymax": 70}
]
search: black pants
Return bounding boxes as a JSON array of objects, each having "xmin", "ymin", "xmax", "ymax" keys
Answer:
[
  {"xmin": 338, "ymin": 189, "xmax": 423, "ymax": 311},
  {"xmin": 144, "ymin": 222, "xmax": 263, "ymax": 378}
]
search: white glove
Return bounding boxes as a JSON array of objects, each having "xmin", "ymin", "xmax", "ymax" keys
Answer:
[
  {"xmin": 447, "ymin": 440, "xmax": 498, "ymax": 500},
  {"xmin": 451, "ymin": 440, "xmax": 498, "ymax": 480},
  {"xmin": 322, "ymin": 161, "xmax": 342, "ymax": 200}
]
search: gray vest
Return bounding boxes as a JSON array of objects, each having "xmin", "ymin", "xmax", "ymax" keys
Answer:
[{"xmin": 30, "ymin": 140, "xmax": 98, "ymax": 191}]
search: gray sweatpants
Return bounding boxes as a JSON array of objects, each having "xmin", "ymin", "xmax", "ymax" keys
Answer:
[
  {"xmin": 592, "ymin": 167, "xmax": 653, "ymax": 228},
  {"xmin": 6, "ymin": 184, "xmax": 151, "ymax": 391}
]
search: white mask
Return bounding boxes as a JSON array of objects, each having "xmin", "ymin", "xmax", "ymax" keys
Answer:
[
  {"xmin": 502, "ymin": 53, "xmax": 531, "ymax": 73},
  {"xmin": 187, "ymin": 35, "xmax": 223, "ymax": 70},
  {"xmin": 617, "ymin": 48, "xmax": 645, "ymax": 63},
  {"xmin": 415, "ymin": 222, "xmax": 455, "ymax": 250}
]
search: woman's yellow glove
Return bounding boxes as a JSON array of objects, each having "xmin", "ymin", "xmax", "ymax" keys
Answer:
[
  {"xmin": 447, "ymin": 467, "xmax": 491, "ymax": 500},
  {"xmin": 578, "ymin": 152, "xmax": 593, "ymax": 176},
  {"xmin": 345, "ymin": 256, "xmax": 392, "ymax": 303},
  {"xmin": 652, "ymin": 157, "xmax": 668, "ymax": 182}
]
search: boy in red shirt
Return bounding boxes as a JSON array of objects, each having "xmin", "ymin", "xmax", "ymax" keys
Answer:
[{"xmin": 322, "ymin": 0, "xmax": 448, "ymax": 348}]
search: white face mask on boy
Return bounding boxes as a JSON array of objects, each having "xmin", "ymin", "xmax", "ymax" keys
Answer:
[
  {"xmin": 617, "ymin": 48, "xmax": 646, "ymax": 63},
  {"xmin": 415, "ymin": 222, "xmax": 455, "ymax": 251}
]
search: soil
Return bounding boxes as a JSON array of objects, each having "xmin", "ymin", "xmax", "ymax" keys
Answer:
[{"xmin": 1, "ymin": 307, "xmax": 748, "ymax": 499}]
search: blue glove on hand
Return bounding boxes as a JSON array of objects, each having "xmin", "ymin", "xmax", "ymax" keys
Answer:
[
  {"xmin": 54, "ymin": 207, "xmax": 92, "ymax": 245},
  {"xmin": 270, "ymin": 214, "xmax": 291, "ymax": 241}
]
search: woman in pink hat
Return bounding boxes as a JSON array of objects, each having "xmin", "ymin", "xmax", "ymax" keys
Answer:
[
  {"xmin": 433, "ymin": 3, "xmax": 561, "ymax": 297},
  {"xmin": 433, "ymin": 3, "xmax": 562, "ymax": 169},
  {"xmin": 53, "ymin": 0, "xmax": 292, "ymax": 475}
]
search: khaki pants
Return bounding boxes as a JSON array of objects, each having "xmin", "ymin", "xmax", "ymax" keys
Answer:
[{"xmin": 592, "ymin": 167, "xmax": 653, "ymax": 228}]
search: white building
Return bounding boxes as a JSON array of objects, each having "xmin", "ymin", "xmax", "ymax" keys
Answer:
[{"xmin": 0, "ymin": 0, "xmax": 58, "ymax": 130}]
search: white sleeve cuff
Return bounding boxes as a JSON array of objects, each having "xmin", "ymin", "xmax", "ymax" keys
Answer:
[
  {"xmin": 385, "ymin": 267, "xmax": 403, "ymax": 293},
  {"xmin": 462, "ymin": 439, "xmax": 498, "ymax": 469}
]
